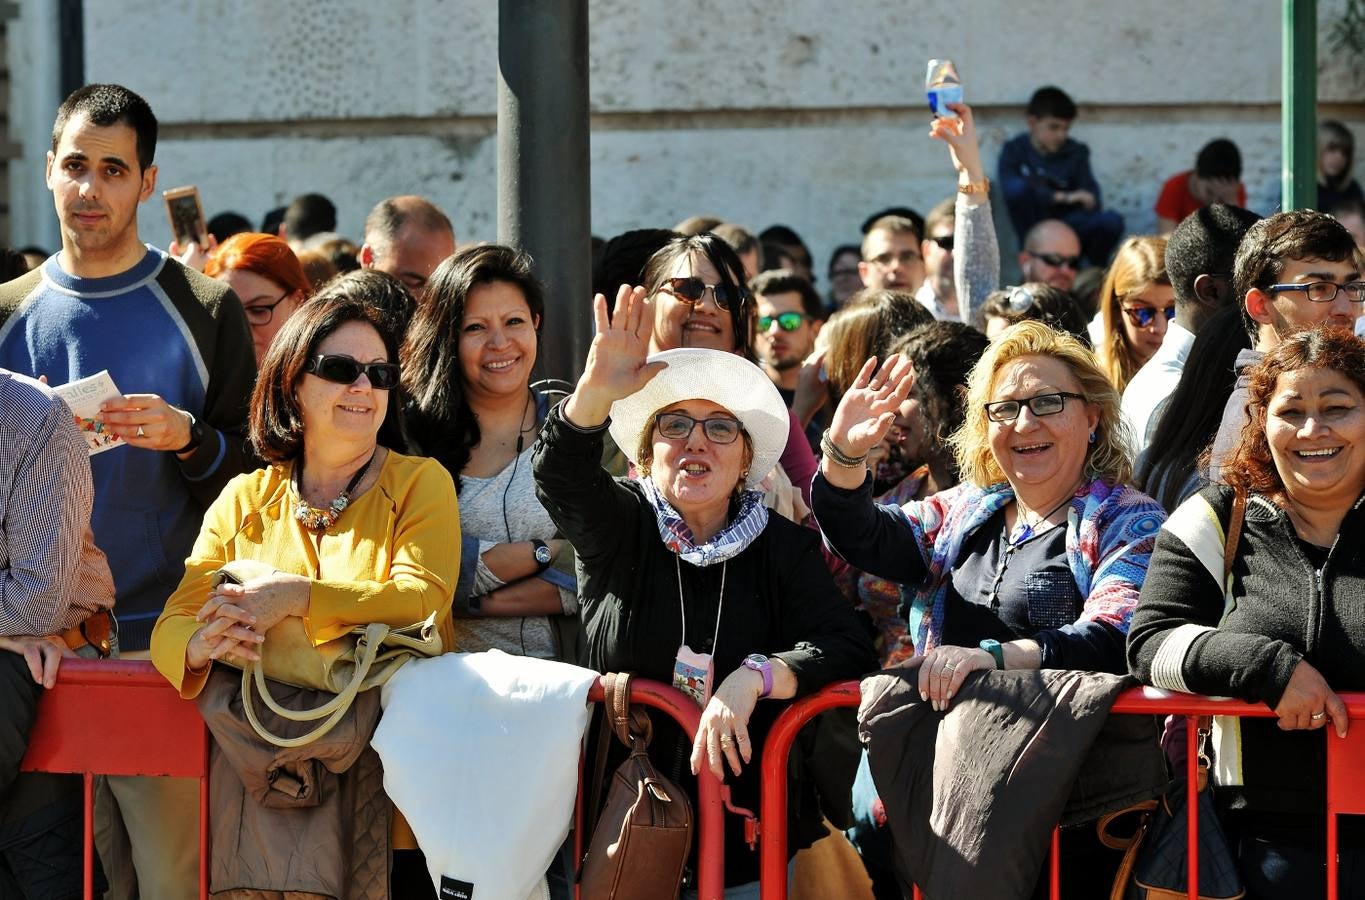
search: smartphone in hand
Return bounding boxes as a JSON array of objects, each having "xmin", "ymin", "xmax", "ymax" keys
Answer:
[{"xmin": 163, "ymin": 186, "xmax": 207, "ymax": 247}]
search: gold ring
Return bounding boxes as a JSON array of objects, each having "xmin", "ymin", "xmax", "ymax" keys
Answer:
[
  {"xmin": 719, "ymin": 735, "xmax": 732, "ymax": 745},
  {"xmin": 135, "ymin": 425, "xmax": 146, "ymax": 438},
  {"xmin": 1312, "ymin": 711, "xmax": 1328, "ymax": 720}
]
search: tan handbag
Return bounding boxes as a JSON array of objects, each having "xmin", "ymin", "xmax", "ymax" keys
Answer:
[
  {"xmin": 579, "ymin": 672, "xmax": 693, "ymax": 900},
  {"xmin": 211, "ymin": 559, "xmax": 444, "ymax": 748}
]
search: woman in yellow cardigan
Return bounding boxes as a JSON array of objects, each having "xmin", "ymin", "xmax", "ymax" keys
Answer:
[{"xmin": 151, "ymin": 274, "xmax": 459, "ymax": 897}]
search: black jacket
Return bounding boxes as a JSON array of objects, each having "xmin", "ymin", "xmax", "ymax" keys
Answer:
[
  {"xmin": 532, "ymin": 405, "xmax": 877, "ymax": 886},
  {"xmin": 1128, "ymin": 483, "xmax": 1365, "ymax": 813}
]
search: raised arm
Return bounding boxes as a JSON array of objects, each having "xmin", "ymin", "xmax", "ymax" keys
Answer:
[{"xmin": 929, "ymin": 102, "xmax": 999, "ymax": 329}]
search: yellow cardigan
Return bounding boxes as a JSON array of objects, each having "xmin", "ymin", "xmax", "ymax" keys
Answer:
[{"xmin": 151, "ymin": 451, "xmax": 460, "ymax": 700}]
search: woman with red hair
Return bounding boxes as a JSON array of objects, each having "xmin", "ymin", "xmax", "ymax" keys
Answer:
[{"xmin": 205, "ymin": 233, "xmax": 312, "ymax": 361}]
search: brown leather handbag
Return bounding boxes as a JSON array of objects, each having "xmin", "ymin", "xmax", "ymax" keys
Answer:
[{"xmin": 579, "ymin": 672, "xmax": 693, "ymax": 900}]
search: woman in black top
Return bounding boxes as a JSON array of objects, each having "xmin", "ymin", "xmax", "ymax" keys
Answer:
[
  {"xmin": 1129, "ymin": 327, "xmax": 1365, "ymax": 897},
  {"xmin": 532, "ymin": 286, "xmax": 876, "ymax": 891}
]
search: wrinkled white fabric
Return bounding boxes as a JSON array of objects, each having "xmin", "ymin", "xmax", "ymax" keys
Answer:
[{"xmin": 374, "ymin": 650, "xmax": 597, "ymax": 900}]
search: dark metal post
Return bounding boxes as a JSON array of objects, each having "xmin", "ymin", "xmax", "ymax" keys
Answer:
[
  {"xmin": 1282, "ymin": 0, "xmax": 1317, "ymax": 211},
  {"xmin": 497, "ymin": 0, "xmax": 592, "ymax": 383}
]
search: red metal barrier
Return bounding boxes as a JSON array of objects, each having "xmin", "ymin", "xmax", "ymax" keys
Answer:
[
  {"xmin": 580, "ymin": 675, "xmax": 728, "ymax": 899},
  {"xmin": 758, "ymin": 680, "xmax": 1365, "ymax": 900},
  {"xmin": 18, "ymin": 658, "xmax": 210, "ymax": 900}
]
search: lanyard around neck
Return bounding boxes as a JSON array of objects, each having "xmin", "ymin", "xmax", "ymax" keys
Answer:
[{"xmin": 676, "ymin": 555, "xmax": 727, "ymax": 653}]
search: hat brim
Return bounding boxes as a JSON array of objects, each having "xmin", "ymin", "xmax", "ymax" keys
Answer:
[{"xmin": 608, "ymin": 349, "xmax": 790, "ymax": 489}]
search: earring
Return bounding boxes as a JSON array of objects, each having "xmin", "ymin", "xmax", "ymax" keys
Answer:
[{"xmin": 1088, "ymin": 431, "xmax": 1097, "ymax": 444}]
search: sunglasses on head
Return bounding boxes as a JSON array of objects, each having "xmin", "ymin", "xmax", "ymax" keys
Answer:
[
  {"xmin": 662, "ymin": 277, "xmax": 745, "ymax": 310},
  {"xmin": 654, "ymin": 411, "xmax": 742, "ymax": 444},
  {"xmin": 1121, "ymin": 305, "xmax": 1176, "ymax": 328},
  {"xmin": 1031, "ymin": 252, "xmax": 1082, "ymax": 270},
  {"xmin": 304, "ymin": 354, "xmax": 401, "ymax": 390},
  {"xmin": 758, "ymin": 311, "xmax": 807, "ymax": 332}
]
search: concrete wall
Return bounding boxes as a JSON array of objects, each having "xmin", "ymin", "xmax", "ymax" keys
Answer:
[{"xmin": 9, "ymin": 0, "xmax": 1365, "ymax": 285}]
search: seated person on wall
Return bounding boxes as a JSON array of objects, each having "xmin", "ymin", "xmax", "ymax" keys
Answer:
[
  {"xmin": 0, "ymin": 367, "xmax": 116, "ymax": 898},
  {"xmin": 999, "ymin": 86, "xmax": 1125, "ymax": 267},
  {"xmin": 1018, "ymin": 219, "xmax": 1084, "ymax": 294},
  {"xmin": 150, "ymin": 282, "xmax": 460, "ymax": 898},
  {"xmin": 532, "ymin": 286, "xmax": 876, "ymax": 893},
  {"xmin": 812, "ymin": 320, "xmax": 1165, "ymax": 897},
  {"xmin": 1155, "ymin": 138, "xmax": 1248, "ymax": 235},
  {"xmin": 1129, "ymin": 327, "xmax": 1365, "ymax": 898}
]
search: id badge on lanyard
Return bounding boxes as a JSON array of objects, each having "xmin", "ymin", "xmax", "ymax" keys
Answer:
[{"xmin": 673, "ymin": 643, "xmax": 715, "ymax": 708}]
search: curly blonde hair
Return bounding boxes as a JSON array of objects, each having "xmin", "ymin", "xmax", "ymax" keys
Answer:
[{"xmin": 949, "ymin": 320, "xmax": 1134, "ymax": 488}]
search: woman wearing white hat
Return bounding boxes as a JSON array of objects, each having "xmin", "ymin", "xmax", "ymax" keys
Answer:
[{"xmin": 533, "ymin": 286, "xmax": 876, "ymax": 893}]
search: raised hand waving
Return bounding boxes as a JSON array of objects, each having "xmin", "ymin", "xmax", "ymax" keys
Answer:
[{"xmin": 563, "ymin": 284, "xmax": 669, "ymax": 428}]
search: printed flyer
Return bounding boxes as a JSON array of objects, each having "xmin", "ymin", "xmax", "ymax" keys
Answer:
[{"xmin": 52, "ymin": 370, "xmax": 125, "ymax": 456}]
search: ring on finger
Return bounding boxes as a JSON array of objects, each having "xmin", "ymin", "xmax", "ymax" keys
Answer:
[
  {"xmin": 1312, "ymin": 711, "xmax": 1328, "ymax": 720},
  {"xmin": 135, "ymin": 425, "xmax": 146, "ymax": 438},
  {"xmin": 719, "ymin": 735, "xmax": 733, "ymax": 745}
]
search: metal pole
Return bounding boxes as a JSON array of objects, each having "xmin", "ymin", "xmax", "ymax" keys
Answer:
[
  {"xmin": 1282, "ymin": 0, "xmax": 1318, "ymax": 211},
  {"xmin": 497, "ymin": 0, "xmax": 592, "ymax": 383}
]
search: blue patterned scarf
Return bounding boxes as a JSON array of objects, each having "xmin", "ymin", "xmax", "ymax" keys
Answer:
[{"xmin": 640, "ymin": 477, "xmax": 769, "ymax": 567}]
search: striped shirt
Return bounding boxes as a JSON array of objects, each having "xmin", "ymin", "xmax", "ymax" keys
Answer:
[{"xmin": 0, "ymin": 368, "xmax": 115, "ymax": 636}]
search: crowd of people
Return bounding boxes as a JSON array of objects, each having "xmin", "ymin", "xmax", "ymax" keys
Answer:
[{"xmin": 1, "ymin": 78, "xmax": 1364, "ymax": 900}]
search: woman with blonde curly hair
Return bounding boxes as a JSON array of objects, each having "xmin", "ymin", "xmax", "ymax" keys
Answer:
[{"xmin": 1094, "ymin": 236, "xmax": 1174, "ymax": 391}]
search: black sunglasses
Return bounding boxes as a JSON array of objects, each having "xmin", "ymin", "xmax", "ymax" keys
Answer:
[
  {"xmin": 1030, "ymin": 251, "xmax": 1083, "ymax": 270},
  {"xmin": 662, "ymin": 277, "xmax": 746, "ymax": 311},
  {"xmin": 304, "ymin": 354, "xmax": 401, "ymax": 390},
  {"xmin": 931, "ymin": 234, "xmax": 955, "ymax": 252},
  {"xmin": 1121, "ymin": 305, "xmax": 1176, "ymax": 328}
]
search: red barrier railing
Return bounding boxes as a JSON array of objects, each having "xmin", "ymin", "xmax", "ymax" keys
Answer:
[
  {"xmin": 757, "ymin": 680, "xmax": 1365, "ymax": 900},
  {"xmin": 18, "ymin": 662, "xmax": 729, "ymax": 900},
  {"xmin": 581, "ymin": 676, "xmax": 728, "ymax": 900},
  {"xmin": 19, "ymin": 658, "xmax": 210, "ymax": 900}
]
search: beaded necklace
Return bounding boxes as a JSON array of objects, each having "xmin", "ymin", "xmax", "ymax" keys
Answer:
[{"xmin": 293, "ymin": 451, "xmax": 376, "ymax": 533}]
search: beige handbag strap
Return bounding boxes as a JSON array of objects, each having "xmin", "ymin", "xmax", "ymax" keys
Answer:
[{"xmin": 241, "ymin": 622, "xmax": 389, "ymax": 748}]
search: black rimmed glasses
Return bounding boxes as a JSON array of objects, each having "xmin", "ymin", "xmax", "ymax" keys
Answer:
[
  {"xmin": 758, "ymin": 311, "xmax": 807, "ymax": 333},
  {"xmin": 984, "ymin": 391, "xmax": 1086, "ymax": 423},
  {"xmin": 654, "ymin": 411, "xmax": 742, "ymax": 444},
  {"xmin": 243, "ymin": 294, "xmax": 290, "ymax": 326},
  {"xmin": 1267, "ymin": 281, "xmax": 1365, "ymax": 304},
  {"xmin": 1120, "ymin": 305, "xmax": 1176, "ymax": 328},
  {"xmin": 303, "ymin": 354, "xmax": 401, "ymax": 390},
  {"xmin": 661, "ymin": 277, "xmax": 745, "ymax": 310}
]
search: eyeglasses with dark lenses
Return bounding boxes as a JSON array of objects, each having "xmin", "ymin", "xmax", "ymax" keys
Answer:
[
  {"xmin": 758, "ymin": 311, "xmax": 806, "ymax": 332},
  {"xmin": 931, "ymin": 234, "xmax": 955, "ymax": 252},
  {"xmin": 654, "ymin": 411, "xmax": 742, "ymax": 444},
  {"xmin": 242, "ymin": 294, "xmax": 290, "ymax": 326},
  {"xmin": 1120, "ymin": 305, "xmax": 1176, "ymax": 328},
  {"xmin": 662, "ymin": 277, "xmax": 744, "ymax": 310},
  {"xmin": 1267, "ymin": 281, "xmax": 1365, "ymax": 304},
  {"xmin": 304, "ymin": 354, "xmax": 401, "ymax": 390},
  {"xmin": 984, "ymin": 391, "xmax": 1086, "ymax": 423},
  {"xmin": 1031, "ymin": 252, "xmax": 1083, "ymax": 270}
]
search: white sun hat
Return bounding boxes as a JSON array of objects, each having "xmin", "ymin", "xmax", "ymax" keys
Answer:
[{"xmin": 607, "ymin": 348, "xmax": 790, "ymax": 489}]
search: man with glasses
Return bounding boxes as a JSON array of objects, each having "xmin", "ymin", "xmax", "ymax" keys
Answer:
[
  {"xmin": 859, "ymin": 214, "xmax": 926, "ymax": 294},
  {"xmin": 751, "ymin": 269, "xmax": 825, "ymax": 448},
  {"xmin": 1121, "ymin": 204, "xmax": 1260, "ymax": 453},
  {"xmin": 0, "ymin": 83, "xmax": 254, "ymax": 899},
  {"xmin": 1018, "ymin": 219, "xmax": 1084, "ymax": 293},
  {"xmin": 916, "ymin": 198, "xmax": 962, "ymax": 321},
  {"xmin": 1208, "ymin": 209, "xmax": 1364, "ymax": 477}
]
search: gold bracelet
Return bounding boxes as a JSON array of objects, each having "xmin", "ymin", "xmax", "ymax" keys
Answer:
[{"xmin": 958, "ymin": 176, "xmax": 990, "ymax": 195}]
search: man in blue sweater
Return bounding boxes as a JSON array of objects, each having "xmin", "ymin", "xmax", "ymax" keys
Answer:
[
  {"xmin": 998, "ymin": 85, "xmax": 1125, "ymax": 267},
  {"xmin": 0, "ymin": 83, "xmax": 255, "ymax": 900}
]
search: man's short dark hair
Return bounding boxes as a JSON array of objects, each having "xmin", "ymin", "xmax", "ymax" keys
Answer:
[
  {"xmin": 749, "ymin": 268, "xmax": 824, "ymax": 320},
  {"xmin": 758, "ymin": 224, "xmax": 812, "ymax": 269},
  {"xmin": 1165, "ymin": 204, "xmax": 1262, "ymax": 309},
  {"xmin": 860, "ymin": 206, "xmax": 925, "ymax": 239},
  {"xmin": 207, "ymin": 211, "xmax": 253, "ymax": 243},
  {"xmin": 51, "ymin": 84, "xmax": 157, "ymax": 172},
  {"xmin": 284, "ymin": 194, "xmax": 337, "ymax": 243},
  {"xmin": 1234, "ymin": 209, "xmax": 1361, "ymax": 338},
  {"xmin": 923, "ymin": 198, "xmax": 956, "ymax": 238},
  {"xmin": 861, "ymin": 216, "xmax": 923, "ymax": 259},
  {"xmin": 1026, "ymin": 86, "xmax": 1077, "ymax": 121},
  {"xmin": 592, "ymin": 228, "xmax": 679, "ymax": 312},
  {"xmin": 1327, "ymin": 195, "xmax": 1365, "ymax": 221},
  {"xmin": 1195, "ymin": 139, "xmax": 1242, "ymax": 180}
]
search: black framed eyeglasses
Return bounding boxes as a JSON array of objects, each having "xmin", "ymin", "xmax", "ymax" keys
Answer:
[
  {"xmin": 758, "ymin": 311, "xmax": 806, "ymax": 333},
  {"xmin": 1121, "ymin": 305, "xmax": 1176, "ymax": 328},
  {"xmin": 984, "ymin": 391, "xmax": 1086, "ymax": 423},
  {"xmin": 304, "ymin": 354, "xmax": 401, "ymax": 390},
  {"xmin": 1029, "ymin": 251, "xmax": 1083, "ymax": 270},
  {"xmin": 243, "ymin": 294, "xmax": 290, "ymax": 326},
  {"xmin": 654, "ymin": 411, "xmax": 742, "ymax": 444},
  {"xmin": 661, "ymin": 277, "xmax": 745, "ymax": 310},
  {"xmin": 1267, "ymin": 281, "xmax": 1365, "ymax": 304}
]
